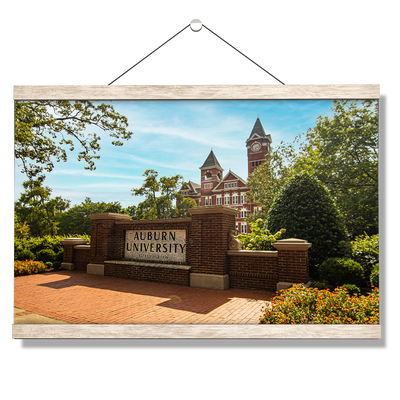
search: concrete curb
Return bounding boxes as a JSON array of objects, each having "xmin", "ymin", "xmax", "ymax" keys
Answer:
[{"xmin": 14, "ymin": 307, "xmax": 69, "ymax": 324}]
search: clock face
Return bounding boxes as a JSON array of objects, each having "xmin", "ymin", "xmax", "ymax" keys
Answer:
[{"xmin": 251, "ymin": 142, "xmax": 261, "ymax": 152}]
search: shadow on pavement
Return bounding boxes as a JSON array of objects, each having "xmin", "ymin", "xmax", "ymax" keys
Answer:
[{"xmin": 36, "ymin": 271, "xmax": 274, "ymax": 314}]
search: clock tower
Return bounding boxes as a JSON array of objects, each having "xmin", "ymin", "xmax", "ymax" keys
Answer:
[
  {"xmin": 199, "ymin": 150, "xmax": 224, "ymax": 206},
  {"xmin": 246, "ymin": 117, "xmax": 272, "ymax": 176}
]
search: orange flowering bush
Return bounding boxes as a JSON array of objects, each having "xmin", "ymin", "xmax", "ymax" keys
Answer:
[
  {"xmin": 259, "ymin": 284, "xmax": 379, "ymax": 324},
  {"xmin": 14, "ymin": 260, "xmax": 47, "ymax": 277}
]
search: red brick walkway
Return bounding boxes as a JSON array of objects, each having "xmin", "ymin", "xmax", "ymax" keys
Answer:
[{"xmin": 14, "ymin": 271, "xmax": 275, "ymax": 324}]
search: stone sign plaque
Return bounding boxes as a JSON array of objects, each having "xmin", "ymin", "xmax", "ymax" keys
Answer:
[{"xmin": 124, "ymin": 230, "xmax": 186, "ymax": 262}]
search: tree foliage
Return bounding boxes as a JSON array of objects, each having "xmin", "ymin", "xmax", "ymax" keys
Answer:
[
  {"xmin": 294, "ymin": 100, "xmax": 378, "ymax": 236},
  {"xmin": 58, "ymin": 197, "xmax": 128, "ymax": 235},
  {"xmin": 237, "ymin": 218, "xmax": 286, "ymax": 250},
  {"xmin": 15, "ymin": 100, "xmax": 133, "ymax": 180},
  {"xmin": 131, "ymin": 169, "xmax": 195, "ymax": 219},
  {"xmin": 15, "ymin": 179, "xmax": 70, "ymax": 237},
  {"xmin": 248, "ymin": 100, "xmax": 378, "ymax": 237},
  {"xmin": 266, "ymin": 172, "xmax": 349, "ymax": 276},
  {"xmin": 247, "ymin": 141, "xmax": 297, "ymax": 214}
]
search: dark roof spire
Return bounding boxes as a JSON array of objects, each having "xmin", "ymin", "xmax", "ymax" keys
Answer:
[
  {"xmin": 248, "ymin": 117, "xmax": 267, "ymax": 139},
  {"xmin": 200, "ymin": 150, "xmax": 223, "ymax": 170}
]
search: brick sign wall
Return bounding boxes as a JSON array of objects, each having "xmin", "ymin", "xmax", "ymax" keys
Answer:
[{"xmin": 62, "ymin": 206, "xmax": 311, "ymax": 292}]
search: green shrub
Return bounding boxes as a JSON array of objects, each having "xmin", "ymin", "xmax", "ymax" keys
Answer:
[
  {"xmin": 36, "ymin": 248, "xmax": 56, "ymax": 263},
  {"xmin": 266, "ymin": 172, "xmax": 349, "ymax": 277},
  {"xmin": 313, "ymin": 283, "xmax": 328, "ymax": 290},
  {"xmin": 370, "ymin": 263, "xmax": 379, "ymax": 288},
  {"xmin": 52, "ymin": 261, "xmax": 62, "ymax": 270},
  {"xmin": 259, "ymin": 284, "xmax": 379, "ymax": 324},
  {"xmin": 14, "ymin": 234, "xmax": 90, "ymax": 260},
  {"xmin": 16, "ymin": 249, "xmax": 35, "ymax": 261},
  {"xmin": 342, "ymin": 284, "xmax": 361, "ymax": 296},
  {"xmin": 55, "ymin": 250, "xmax": 64, "ymax": 262},
  {"xmin": 351, "ymin": 233, "xmax": 379, "ymax": 279},
  {"xmin": 319, "ymin": 258, "xmax": 364, "ymax": 287},
  {"xmin": 238, "ymin": 218, "xmax": 286, "ymax": 250}
]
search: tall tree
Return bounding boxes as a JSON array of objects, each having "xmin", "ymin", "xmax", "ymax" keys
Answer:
[
  {"xmin": 266, "ymin": 173, "xmax": 349, "ymax": 276},
  {"xmin": 131, "ymin": 169, "xmax": 194, "ymax": 219},
  {"xmin": 15, "ymin": 179, "xmax": 70, "ymax": 237},
  {"xmin": 58, "ymin": 197, "xmax": 127, "ymax": 235},
  {"xmin": 246, "ymin": 100, "xmax": 378, "ymax": 237},
  {"xmin": 294, "ymin": 100, "xmax": 378, "ymax": 236},
  {"xmin": 246, "ymin": 141, "xmax": 297, "ymax": 215},
  {"xmin": 15, "ymin": 100, "xmax": 133, "ymax": 180}
]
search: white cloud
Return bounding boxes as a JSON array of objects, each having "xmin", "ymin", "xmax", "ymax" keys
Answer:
[
  {"xmin": 50, "ymin": 169, "xmax": 143, "ymax": 180},
  {"xmin": 115, "ymin": 153, "xmax": 200, "ymax": 172}
]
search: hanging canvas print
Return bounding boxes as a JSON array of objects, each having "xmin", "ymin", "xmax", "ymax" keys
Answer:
[{"xmin": 11, "ymin": 82, "xmax": 381, "ymax": 336}]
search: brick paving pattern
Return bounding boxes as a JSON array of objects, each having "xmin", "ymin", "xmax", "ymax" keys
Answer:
[{"xmin": 14, "ymin": 271, "xmax": 274, "ymax": 324}]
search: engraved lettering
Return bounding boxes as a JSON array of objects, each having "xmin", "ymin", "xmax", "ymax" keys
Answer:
[{"xmin": 124, "ymin": 230, "xmax": 186, "ymax": 262}]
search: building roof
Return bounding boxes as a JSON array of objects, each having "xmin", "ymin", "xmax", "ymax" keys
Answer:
[
  {"xmin": 181, "ymin": 181, "xmax": 201, "ymax": 194},
  {"xmin": 188, "ymin": 181, "xmax": 200, "ymax": 189},
  {"xmin": 213, "ymin": 170, "xmax": 248, "ymax": 191},
  {"xmin": 200, "ymin": 150, "xmax": 223, "ymax": 170},
  {"xmin": 246, "ymin": 117, "xmax": 272, "ymax": 143}
]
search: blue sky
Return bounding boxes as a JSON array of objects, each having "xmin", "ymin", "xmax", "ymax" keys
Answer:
[{"xmin": 14, "ymin": 100, "xmax": 335, "ymax": 208}]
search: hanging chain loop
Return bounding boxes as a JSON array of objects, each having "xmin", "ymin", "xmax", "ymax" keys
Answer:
[{"xmin": 106, "ymin": 17, "xmax": 286, "ymax": 85}]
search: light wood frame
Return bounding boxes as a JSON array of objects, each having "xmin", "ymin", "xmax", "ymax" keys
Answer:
[{"xmin": 10, "ymin": 82, "xmax": 383, "ymax": 339}]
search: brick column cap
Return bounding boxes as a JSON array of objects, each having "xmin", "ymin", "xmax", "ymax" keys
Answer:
[
  {"xmin": 61, "ymin": 238, "xmax": 88, "ymax": 245},
  {"xmin": 88, "ymin": 213, "xmax": 131, "ymax": 220},
  {"xmin": 272, "ymin": 238, "xmax": 312, "ymax": 251},
  {"xmin": 188, "ymin": 205, "xmax": 239, "ymax": 216}
]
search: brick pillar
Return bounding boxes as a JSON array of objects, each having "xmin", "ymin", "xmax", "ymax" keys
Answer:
[
  {"xmin": 61, "ymin": 238, "xmax": 88, "ymax": 270},
  {"xmin": 87, "ymin": 213, "xmax": 131, "ymax": 275},
  {"xmin": 188, "ymin": 205, "xmax": 238, "ymax": 290},
  {"xmin": 272, "ymin": 238, "xmax": 311, "ymax": 291}
]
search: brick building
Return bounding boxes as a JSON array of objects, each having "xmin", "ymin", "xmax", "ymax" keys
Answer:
[{"xmin": 179, "ymin": 117, "xmax": 272, "ymax": 234}]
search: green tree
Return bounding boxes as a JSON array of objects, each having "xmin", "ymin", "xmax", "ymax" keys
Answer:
[
  {"xmin": 266, "ymin": 172, "xmax": 349, "ymax": 277},
  {"xmin": 175, "ymin": 197, "xmax": 198, "ymax": 218},
  {"xmin": 14, "ymin": 214, "xmax": 30, "ymax": 238},
  {"xmin": 131, "ymin": 169, "xmax": 194, "ymax": 219},
  {"xmin": 15, "ymin": 100, "xmax": 133, "ymax": 180},
  {"xmin": 247, "ymin": 141, "xmax": 297, "ymax": 217},
  {"xmin": 58, "ymin": 197, "xmax": 127, "ymax": 235},
  {"xmin": 15, "ymin": 179, "xmax": 70, "ymax": 237},
  {"xmin": 294, "ymin": 100, "xmax": 378, "ymax": 236},
  {"xmin": 246, "ymin": 100, "xmax": 378, "ymax": 237}
]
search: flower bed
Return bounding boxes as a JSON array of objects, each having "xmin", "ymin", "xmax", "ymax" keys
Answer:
[
  {"xmin": 14, "ymin": 260, "xmax": 48, "ymax": 277},
  {"xmin": 259, "ymin": 284, "xmax": 379, "ymax": 324}
]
